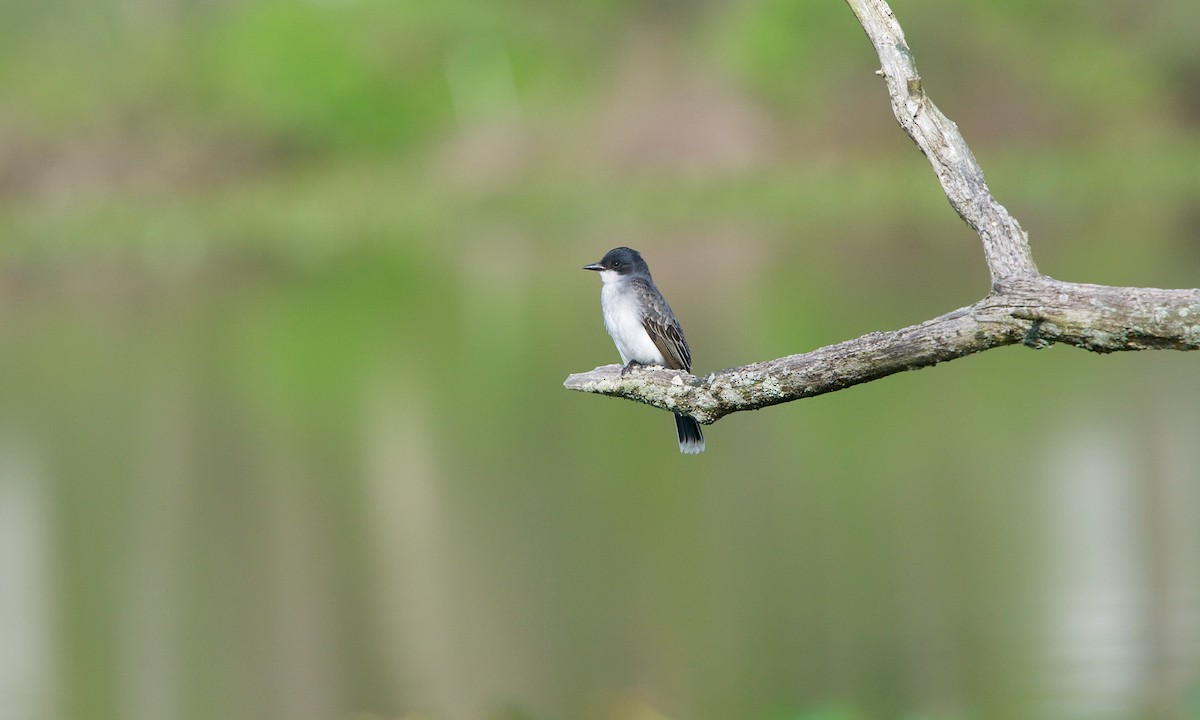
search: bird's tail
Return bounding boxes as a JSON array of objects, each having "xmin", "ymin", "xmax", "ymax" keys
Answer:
[{"xmin": 675, "ymin": 414, "xmax": 705, "ymax": 454}]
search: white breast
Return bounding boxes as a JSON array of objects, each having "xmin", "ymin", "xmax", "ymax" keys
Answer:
[{"xmin": 601, "ymin": 280, "xmax": 666, "ymax": 366}]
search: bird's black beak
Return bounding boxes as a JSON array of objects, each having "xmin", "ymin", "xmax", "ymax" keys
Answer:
[{"xmin": 582, "ymin": 262, "xmax": 605, "ymax": 271}]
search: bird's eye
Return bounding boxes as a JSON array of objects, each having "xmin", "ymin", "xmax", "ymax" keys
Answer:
[{"xmin": 611, "ymin": 261, "xmax": 621, "ymax": 268}]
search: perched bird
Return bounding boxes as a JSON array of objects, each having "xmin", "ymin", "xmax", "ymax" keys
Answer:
[{"xmin": 583, "ymin": 247, "xmax": 705, "ymax": 454}]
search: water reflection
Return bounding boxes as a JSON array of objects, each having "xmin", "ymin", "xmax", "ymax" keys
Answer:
[
  {"xmin": 1, "ymin": 263, "xmax": 1199, "ymax": 719},
  {"xmin": 363, "ymin": 382, "xmax": 469, "ymax": 718},
  {"xmin": 1041, "ymin": 412, "xmax": 1200, "ymax": 720},
  {"xmin": 1042, "ymin": 424, "xmax": 1149, "ymax": 719},
  {"xmin": 0, "ymin": 439, "xmax": 57, "ymax": 720}
]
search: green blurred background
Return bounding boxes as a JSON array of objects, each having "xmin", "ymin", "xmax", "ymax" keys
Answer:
[{"xmin": 2, "ymin": 0, "xmax": 1199, "ymax": 718}]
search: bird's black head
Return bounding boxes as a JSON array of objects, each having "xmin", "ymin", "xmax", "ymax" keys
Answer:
[{"xmin": 583, "ymin": 247, "xmax": 648, "ymax": 276}]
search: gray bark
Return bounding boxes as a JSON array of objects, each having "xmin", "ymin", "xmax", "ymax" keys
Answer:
[{"xmin": 564, "ymin": 0, "xmax": 1200, "ymax": 425}]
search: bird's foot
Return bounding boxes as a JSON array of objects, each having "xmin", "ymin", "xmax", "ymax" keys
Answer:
[{"xmin": 620, "ymin": 360, "xmax": 644, "ymax": 377}]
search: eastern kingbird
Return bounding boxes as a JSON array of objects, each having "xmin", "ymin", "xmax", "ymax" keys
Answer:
[{"xmin": 584, "ymin": 247, "xmax": 705, "ymax": 454}]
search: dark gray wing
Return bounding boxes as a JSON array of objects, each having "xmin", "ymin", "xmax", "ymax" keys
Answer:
[{"xmin": 630, "ymin": 276, "xmax": 692, "ymax": 371}]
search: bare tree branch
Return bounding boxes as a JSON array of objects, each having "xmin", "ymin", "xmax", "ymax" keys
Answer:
[
  {"xmin": 844, "ymin": 0, "xmax": 1038, "ymax": 284},
  {"xmin": 564, "ymin": 0, "xmax": 1200, "ymax": 424}
]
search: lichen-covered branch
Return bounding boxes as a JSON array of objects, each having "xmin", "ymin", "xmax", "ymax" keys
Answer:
[
  {"xmin": 564, "ymin": 0, "xmax": 1200, "ymax": 425},
  {"xmin": 565, "ymin": 279, "xmax": 1200, "ymax": 424}
]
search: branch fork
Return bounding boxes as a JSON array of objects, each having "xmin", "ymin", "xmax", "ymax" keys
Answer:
[{"xmin": 565, "ymin": 0, "xmax": 1200, "ymax": 424}]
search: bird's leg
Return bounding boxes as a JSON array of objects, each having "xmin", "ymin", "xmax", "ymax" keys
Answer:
[{"xmin": 621, "ymin": 360, "xmax": 644, "ymax": 377}]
